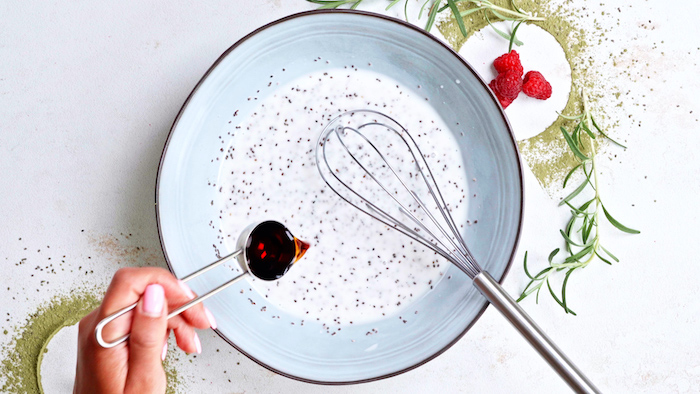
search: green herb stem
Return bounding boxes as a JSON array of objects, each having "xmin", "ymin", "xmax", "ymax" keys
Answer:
[
  {"xmin": 306, "ymin": 0, "xmax": 544, "ymax": 41},
  {"xmin": 517, "ymin": 89, "xmax": 639, "ymax": 314},
  {"xmin": 458, "ymin": 1, "xmax": 544, "ymax": 21}
]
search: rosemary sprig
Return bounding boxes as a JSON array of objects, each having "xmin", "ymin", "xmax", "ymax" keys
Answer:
[
  {"xmin": 307, "ymin": 0, "xmax": 363, "ymax": 9},
  {"xmin": 455, "ymin": 0, "xmax": 542, "ymax": 21},
  {"xmin": 307, "ymin": 0, "xmax": 543, "ymax": 39},
  {"xmin": 517, "ymin": 91, "xmax": 640, "ymax": 314}
]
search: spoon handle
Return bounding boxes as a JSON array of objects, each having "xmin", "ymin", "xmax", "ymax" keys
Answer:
[
  {"xmin": 95, "ymin": 249, "xmax": 243, "ymax": 349},
  {"xmin": 472, "ymin": 271, "xmax": 600, "ymax": 394}
]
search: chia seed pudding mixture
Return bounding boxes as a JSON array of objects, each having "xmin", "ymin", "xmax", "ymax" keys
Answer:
[{"xmin": 211, "ymin": 63, "xmax": 470, "ymax": 328}]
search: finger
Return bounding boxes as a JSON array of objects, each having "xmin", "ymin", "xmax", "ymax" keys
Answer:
[
  {"xmin": 100, "ymin": 267, "xmax": 185, "ymax": 316},
  {"xmin": 168, "ymin": 315, "xmax": 201, "ymax": 354},
  {"xmin": 169, "ymin": 281, "xmax": 216, "ymax": 330},
  {"xmin": 124, "ymin": 284, "xmax": 167, "ymax": 394},
  {"xmin": 75, "ymin": 308, "xmax": 130, "ymax": 393},
  {"xmin": 98, "ymin": 268, "xmax": 212, "ymax": 342},
  {"xmin": 160, "ymin": 303, "xmax": 214, "ymax": 355},
  {"xmin": 161, "ymin": 330, "xmax": 170, "ymax": 361},
  {"xmin": 77, "ymin": 308, "xmax": 99, "ymax": 340},
  {"xmin": 167, "ymin": 314, "xmax": 195, "ymax": 353}
]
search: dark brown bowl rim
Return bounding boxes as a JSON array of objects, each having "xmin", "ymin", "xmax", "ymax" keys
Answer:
[{"xmin": 155, "ymin": 8, "xmax": 524, "ymax": 386}]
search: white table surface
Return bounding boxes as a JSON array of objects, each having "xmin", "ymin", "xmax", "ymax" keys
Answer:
[{"xmin": 2, "ymin": 0, "xmax": 699, "ymax": 393}]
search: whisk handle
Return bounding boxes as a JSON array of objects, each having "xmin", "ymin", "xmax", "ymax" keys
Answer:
[{"xmin": 473, "ymin": 271, "xmax": 601, "ymax": 394}]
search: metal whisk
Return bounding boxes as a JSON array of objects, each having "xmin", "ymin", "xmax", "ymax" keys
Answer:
[{"xmin": 315, "ymin": 109, "xmax": 599, "ymax": 394}]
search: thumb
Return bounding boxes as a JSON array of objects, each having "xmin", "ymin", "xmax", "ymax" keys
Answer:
[{"xmin": 124, "ymin": 284, "xmax": 168, "ymax": 394}]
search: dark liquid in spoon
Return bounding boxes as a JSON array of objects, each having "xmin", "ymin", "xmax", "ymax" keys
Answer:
[{"xmin": 245, "ymin": 221, "xmax": 310, "ymax": 281}]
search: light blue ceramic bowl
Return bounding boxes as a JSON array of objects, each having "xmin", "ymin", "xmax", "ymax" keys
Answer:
[{"xmin": 156, "ymin": 10, "xmax": 523, "ymax": 384}]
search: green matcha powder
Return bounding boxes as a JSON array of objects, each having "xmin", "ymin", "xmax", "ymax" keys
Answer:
[{"xmin": 1, "ymin": 292, "xmax": 183, "ymax": 393}]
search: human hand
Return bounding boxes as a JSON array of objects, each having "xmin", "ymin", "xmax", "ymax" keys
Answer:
[{"xmin": 74, "ymin": 267, "xmax": 217, "ymax": 394}]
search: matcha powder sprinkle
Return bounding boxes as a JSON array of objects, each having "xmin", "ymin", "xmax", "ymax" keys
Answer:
[
  {"xmin": 0, "ymin": 292, "xmax": 184, "ymax": 393},
  {"xmin": 1, "ymin": 293, "xmax": 99, "ymax": 393}
]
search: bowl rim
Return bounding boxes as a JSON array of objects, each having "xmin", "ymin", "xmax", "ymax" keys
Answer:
[{"xmin": 155, "ymin": 9, "xmax": 524, "ymax": 385}]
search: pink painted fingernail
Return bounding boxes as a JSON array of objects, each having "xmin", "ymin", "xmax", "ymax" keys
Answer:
[
  {"xmin": 178, "ymin": 280, "xmax": 196, "ymax": 299},
  {"xmin": 161, "ymin": 341, "xmax": 168, "ymax": 361},
  {"xmin": 204, "ymin": 307, "xmax": 217, "ymax": 330},
  {"xmin": 193, "ymin": 332, "xmax": 202, "ymax": 354},
  {"xmin": 143, "ymin": 284, "xmax": 164, "ymax": 317}
]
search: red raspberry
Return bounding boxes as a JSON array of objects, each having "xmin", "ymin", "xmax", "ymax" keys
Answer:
[
  {"xmin": 493, "ymin": 70, "xmax": 522, "ymax": 100},
  {"xmin": 489, "ymin": 79, "xmax": 514, "ymax": 109},
  {"xmin": 522, "ymin": 71, "xmax": 552, "ymax": 100},
  {"xmin": 493, "ymin": 50, "xmax": 523, "ymax": 77}
]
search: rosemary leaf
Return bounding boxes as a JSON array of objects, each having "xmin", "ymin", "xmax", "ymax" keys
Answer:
[
  {"xmin": 581, "ymin": 119, "xmax": 596, "ymax": 139},
  {"xmin": 386, "ymin": 0, "xmax": 401, "ymax": 10},
  {"xmin": 602, "ymin": 204, "xmax": 641, "ymax": 234},
  {"xmin": 562, "ymin": 244, "xmax": 594, "ymax": 264},
  {"xmin": 425, "ymin": 0, "xmax": 440, "ymax": 32},
  {"xmin": 522, "ymin": 251, "xmax": 532, "ymax": 279},
  {"xmin": 509, "ymin": 20, "xmax": 523, "ymax": 52},
  {"xmin": 562, "ymin": 162, "xmax": 582, "ymax": 188},
  {"xmin": 557, "ymin": 112, "xmax": 585, "ymax": 120},
  {"xmin": 599, "ymin": 244, "xmax": 620, "ymax": 262},
  {"xmin": 517, "ymin": 285, "xmax": 539, "ymax": 301},
  {"xmin": 559, "ymin": 177, "xmax": 589, "ymax": 206},
  {"xmin": 459, "ymin": 7, "xmax": 485, "ymax": 17},
  {"xmin": 447, "ymin": 0, "xmax": 468, "ymax": 37},
  {"xmin": 486, "ymin": 13, "xmax": 524, "ymax": 46},
  {"xmin": 560, "ymin": 229, "xmax": 584, "ymax": 247},
  {"xmin": 510, "ymin": 0, "xmax": 524, "ymax": 14},
  {"xmin": 561, "ymin": 127, "xmax": 590, "ymax": 161},
  {"xmin": 595, "ymin": 251, "xmax": 614, "ymax": 265},
  {"xmin": 592, "ymin": 116, "xmax": 627, "ymax": 148},
  {"xmin": 546, "ymin": 279, "xmax": 566, "ymax": 310},
  {"xmin": 561, "ymin": 269, "xmax": 577, "ymax": 315},
  {"xmin": 578, "ymin": 198, "xmax": 595, "ymax": 212},
  {"xmin": 564, "ymin": 198, "xmax": 594, "ymax": 215},
  {"xmin": 582, "ymin": 214, "xmax": 595, "ymax": 244},
  {"xmin": 532, "ymin": 266, "xmax": 553, "ymax": 280},
  {"xmin": 307, "ymin": 0, "xmax": 356, "ymax": 8},
  {"xmin": 418, "ymin": 0, "xmax": 431, "ymax": 19},
  {"xmin": 490, "ymin": 8, "xmax": 510, "ymax": 20},
  {"xmin": 564, "ymin": 215, "xmax": 576, "ymax": 254}
]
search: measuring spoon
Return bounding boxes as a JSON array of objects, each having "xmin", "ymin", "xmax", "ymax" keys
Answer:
[{"xmin": 95, "ymin": 220, "xmax": 309, "ymax": 348}]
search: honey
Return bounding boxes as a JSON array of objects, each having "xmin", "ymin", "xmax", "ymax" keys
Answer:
[{"xmin": 245, "ymin": 221, "xmax": 309, "ymax": 281}]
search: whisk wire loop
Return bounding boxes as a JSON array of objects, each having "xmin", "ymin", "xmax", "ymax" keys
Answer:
[
  {"xmin": 333, "ymin": 123, "xmax": 475, "ymax": 272},
  {"xmin": 316, "ymin": 110, "xmax": 599, "ymax": 393},
  {"xmin": 319, "ymin": 131, "xmax": 460, "ymax": 267},
  {"xmin": 317, "ymin": 110, "xmax": 481, "ymax": 278}
]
